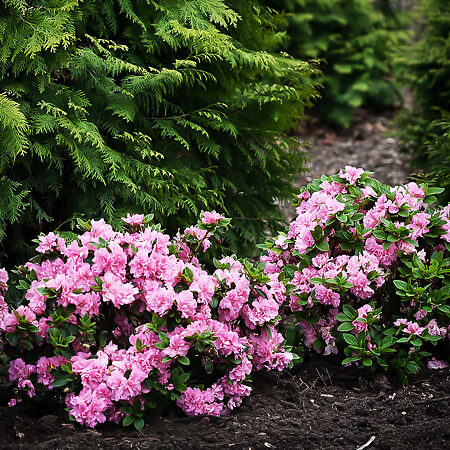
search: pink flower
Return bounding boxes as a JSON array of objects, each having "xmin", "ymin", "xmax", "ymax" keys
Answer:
[
  {"xmin": 36, "ymin": 356, "xmax": 66, "ymax": 388},
  {"xmin": 18, "ymin": 379, "xmax": 36, "ymax": 398},
  {"xmin": 102, "ymin": 273, "xmax": 138, "ymax": 307},
  {"xmin": 427, "ymin": 358, "xmax": 449, "ymax": 370},
  {"xmin": 312, "ymin": 253, "xmax": 329, "ymax": 268},
  {"xmin": 405, "ymin": 182, "xmax": 425, "ymax": 199},
  {"xmin": 9, "ymin": 358, "xmax": 35, "ymax": 383},
  {"xmin": 201, "ymin": 211, "xmax": 225, "ymax": 225},
  {"xmin": 163, "ymin": 334, "xmax": 190, "ymax": 358},
  {"xmin": 314, "ymin": 285, "xmax": 340, "ymax": 307},
  {"xmin": 352, "ymin": 304, "xmax": 373, "ymax": 333},
  {"xmin": 414, "ymin": 309, "xmax": 427, "ymax": 321},
  {"xmin": 426, "ymin": 319, "xmax": 446, "ymax": 338},
  {"xmin": 8, "ymin": 398, "xmax": 20, "ymax": 407},
  {"xmin": 36, "ymin": 232, "xmax": 64, "ymax": 253},
  {"xmin": 176, "ymin": 289, "xmax": 197, "ymax": 319},
  {"xmin": 319, "ymin": 180, "xmax": 345, "ymax": 195},
  {"xmin": 106, "ymin": 368, "xmax": 147, "ymax": 402},
  {"xmin": 361, "ymin": 186, "xmax": 377, "ymax": 198},
  {"xmin": 364, "ymin": 237, "xmax": 398, "ymax": 267},
  {"xmin": 403, "ymin": 321, "xmax": 424, "ymax": 335},
  {"xmin": 122, "ymin": 213, "xmax": 145, "ymax": 226},
  {"xmin": 71, "ymin": 351, "xmax": 109, "ymax": 388},
  {"xmin": 177, "ymin": 385, "xmax": 224, "ymax": 417},
  {"xmin": 394, "ymin": 318, "xmax": 408, "ymax": 327},
  {"xmin": 408, "ymin": 212, "xmax": 430, "ymax": 239},
  {"xmin": 145, "ymin": 286, "xmax": 176, "ymax": 316},
  {"xmin": 294, "ymin": 228, "xmax": 315, "ymax": 254},
  {"xmin": 0, "ymin": 268, "xmax": 8, "ymax": 290},
  {"xmin": 183, "ymin": 226, "xmax": 210, "ymax": 251},
  {"xmin": 66, "ymin": 383, "xmax": 112, "ymax": 428},
  {"xmin": 338, "ymin": 166, "xmax": 365, "ymax": 184},
  {"xmin": 241, "ymin": 296, "xmax": 279, "ymax": 328},
  {"xmin": 348, "ymin": 272, "xmax": 374, "ymax": 300}
]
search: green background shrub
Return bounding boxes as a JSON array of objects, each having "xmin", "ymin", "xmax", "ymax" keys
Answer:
[
  {"xmin": 395, "ymin": 0, "xmax": 450, "ymax": 202},
  {"xmin": 273, "ymin": 0, "xmax": 409, "ymax": 127},
  {"xmin": 0, "ymin": 0, "xmax": 319, "ymax": 267}
]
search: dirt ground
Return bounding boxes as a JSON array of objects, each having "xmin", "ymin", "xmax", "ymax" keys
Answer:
[
  {"xmin": 296, "ymin": 109, "xmax": 411, "ymax": 188},
  {"xmin": 0, "ymin": 357, "xmax": 449, "ymax": 449}
]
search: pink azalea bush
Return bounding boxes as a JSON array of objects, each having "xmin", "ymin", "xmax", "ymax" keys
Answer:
[
  {"xmin": 261, "ymin": 167, "xmax": 450, "ymax": 383},
  {"xmin": 0, "ymin": 212, "xmax": 293, "ymax": 429}
]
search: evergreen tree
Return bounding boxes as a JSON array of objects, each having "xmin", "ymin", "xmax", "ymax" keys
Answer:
[{"xmin": 0, "ymin": 0, "xmax": 319, "ymax": 266}]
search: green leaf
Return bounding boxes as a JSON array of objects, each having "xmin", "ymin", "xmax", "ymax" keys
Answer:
[
  {"xmin": 393, "ymin": 280, "xmax": 408, "ymax": 291},
  {"xmin": 404, "ymin": 361, "xmax": 419, "ymax": 374},
  {"xmin": 6, "ymin": 333, "xmax": 19, "ymax": 346},
  {"xmin": 123, "ymin": 416, "xmax": 134, "ymax": 427},
  {"xmin": 334, "ymin": 64, "xmax": 352, "ymax": 74},
  {"xmin": 424, "ymin": 195, "xmax": 437, "ymax": 204},
  {"xmin": 178, "ymin": 356, "xmax": 190, "ymax": 365},
  {"xmin": 338, "ymin": 322, "xmax": 354, "ymax": 332},
  {"xmin": 336, "ymin": 313, "xmax": 351, "ymax": 322},
  {"xmin": 342, "ymin": 333, "xmax": 358, "ymax": 346},
  {"xmin": 52, "ymin": 376, "xmax": 71, "ymax": 388},
  {"xmin": 134, "ymin": 417, "xmax": 145, "ymax": 431},
  {"xmin": 342, "ymin": 356, "xmax": 361, "ymax": 365},
  {"xmin": 316, "ymin": 240, "xmax": 330, "ymax": 252},
  {"xmin": 342, "ymin": 304, "xmax": 356, "ymax": 319},
  {"xmin": 204, "ymin": 361, "xmax": 214, "ymax": 374}
]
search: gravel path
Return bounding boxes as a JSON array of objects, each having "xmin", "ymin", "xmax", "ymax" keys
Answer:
[{"xmin": 296, "ymin": 111, "xmax": 411, "ymax": 188}]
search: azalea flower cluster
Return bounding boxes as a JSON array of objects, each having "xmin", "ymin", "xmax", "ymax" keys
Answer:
[
  {"xmin": 261, "ymin": 167, "xmax": 450, "ymax": 379},
  {"xmin": 0, "ymin": 212, "xmax": 292, "ymax": 428}
]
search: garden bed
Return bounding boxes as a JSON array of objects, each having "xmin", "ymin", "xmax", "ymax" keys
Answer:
[{"xmin": 1, "ymin": 357, "xmax": 449, "ymax": 449}]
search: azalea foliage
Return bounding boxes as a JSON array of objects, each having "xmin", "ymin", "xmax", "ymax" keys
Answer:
[
  {"xmin": 0, "ymin": 213, "xmax": 293, "ymax": 429},
  {"xmin": 1, "ymin": 169, "xmax": 449, "ymax": 430},
  {"xmin": 261, "ymin": 167, "xmax": 450, "ymax": 384}
]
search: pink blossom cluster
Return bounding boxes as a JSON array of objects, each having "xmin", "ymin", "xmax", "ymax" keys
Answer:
[
  {"xmin": 262, "ymin": 167, "xmax": 450, "ymax": 371},
  {"xmin": 0, "ymin": 211, "xmax": 292, "ymax": 427}
]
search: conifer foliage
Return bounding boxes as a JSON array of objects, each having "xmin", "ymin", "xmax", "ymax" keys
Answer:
[{"xmin": 0, "ymin": 0, "xmax": 319, "ymax": 265}]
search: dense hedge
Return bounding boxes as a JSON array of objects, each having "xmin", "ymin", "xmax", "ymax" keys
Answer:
[
  {"xmin": 395, "ymin": 0, "xmax": 450, "ymax": 202},
  {"xmin": 274, "ymin": 0, "xmax": 409, "ymax": 127},
  {"xmin": 0, "ymin": 0, "xmax": 319, "ymax": 267}
]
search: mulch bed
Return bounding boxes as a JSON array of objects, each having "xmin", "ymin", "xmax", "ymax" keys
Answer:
[{"xmin": 1, "ymin": 357, "xmax": 449, "ymax": 449}]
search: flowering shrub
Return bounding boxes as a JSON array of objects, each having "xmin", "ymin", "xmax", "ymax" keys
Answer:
[
  {"xmin": 0, "ymin": 212, "xmax": 293, "ymax": 429},
  {"xmin": 261, "ymin": 167, "xmax": 450, "ymax": 383}
]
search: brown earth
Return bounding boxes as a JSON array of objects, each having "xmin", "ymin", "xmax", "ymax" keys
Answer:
[
  {"xmin": 0, "ymin": 357, "xmax": 449, "ymax": 449},
  {"xmin": 296, "ymin": 109, "xmax": 411, "ymax": 188}
]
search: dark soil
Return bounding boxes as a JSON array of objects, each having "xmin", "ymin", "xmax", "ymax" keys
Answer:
[{"xmin": 1, "ymin": 357, "xmax": 449, "ymax": 449}]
